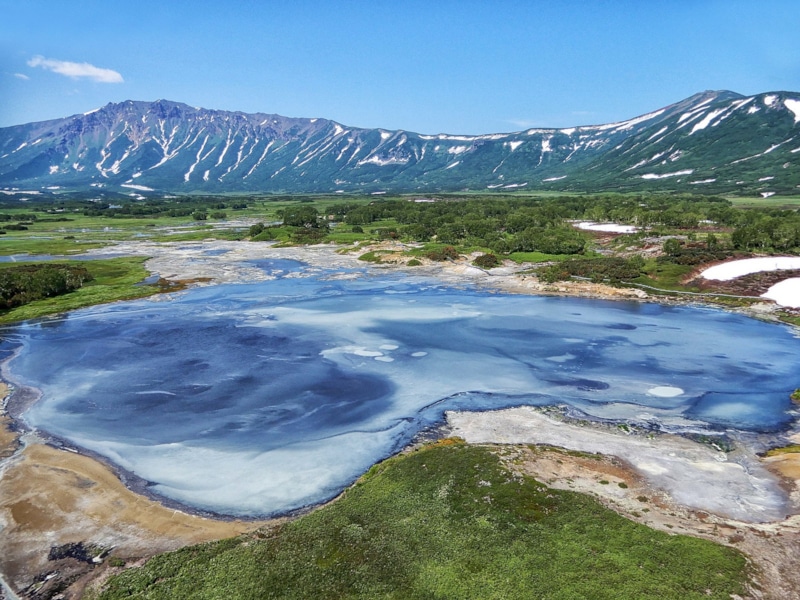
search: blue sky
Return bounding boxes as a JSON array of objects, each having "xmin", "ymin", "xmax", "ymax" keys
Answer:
[{"xmin": 1, "ymin": 1, "xmax": 798, "ymax": 133}]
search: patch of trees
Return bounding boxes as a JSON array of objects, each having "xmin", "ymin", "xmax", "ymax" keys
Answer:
[
  {"xmin": 78, "ymin": 197, "xmax": 251, "ymax": 219},
  {"xmin": 658, "ymin": 238, "xmax": 742, "ymax": 266},
  {"xmin": 334, "ymin": 197, "xmax": 593, "ymax": 255},
  {"xmin": 0, "ymin": 213, "xmax": 37, "ymax": 222},
  {"xmin": 276, "ymin": 205, "xmax": 330, "ymax": 243},
  {"xmin": 0, "ymin": 264, "xmax": 93, "ymax": 310},
  {"xmin": 326, "ymin": 193, "xmax": 740, "ymax": 257},
  {"xmin": 731, "ymin": 211, "xmax": 800, "ymax": 252},
  {"xmin": 538, "ymin": 257, "xmax": 645, "ymax": 283},
  {"xmin": 281, "ymin": 205, "xmax": 324, "ymax": 228}
]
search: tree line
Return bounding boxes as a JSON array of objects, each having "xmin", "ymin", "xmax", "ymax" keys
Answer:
[{"xmin": 0, "ymin": 264, "xmax": 93, "ymax": 310}]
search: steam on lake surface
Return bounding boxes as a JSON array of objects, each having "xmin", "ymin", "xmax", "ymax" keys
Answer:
[{"xmin": 3, "ymin": 259, "xmax": 800, "ymax": 517}]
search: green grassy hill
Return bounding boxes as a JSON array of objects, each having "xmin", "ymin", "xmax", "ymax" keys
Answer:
[{"xmin": 93, "ymin": 442, "xmax": 747, "ymax": 600}]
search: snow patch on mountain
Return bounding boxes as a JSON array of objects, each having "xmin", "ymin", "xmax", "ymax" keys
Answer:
[
  {"xmin": 731, "ymin": 142, "xmax": 787, "ymax": 164},
  {"xmin": 690, "ymin": 109, "xmax": 728, "ymax": 134},
  {"xmin": 121, "ymin": 183, "xmax": 154, "ymax": 191},
  {"xmin": 641, "ymin": 170, "xmax": 693, "ymax": 179},
  {"xmin": 590, "ymin": 108, "xmax": 666, "ymax": 132},
  {"xmin": 784, "ymin": 99, "xmax": 800, "ymax": 123},
  {"xmin": 646, "ymin": 126, "xmax": 669, "ymax": 141},
  {"xmin": 357, "ymin": 155, "xmax": 409, "ymax": 167}
]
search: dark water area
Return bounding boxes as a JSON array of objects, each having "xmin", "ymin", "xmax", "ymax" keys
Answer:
[{"xmin": 2, "ymin": 266, "xmax": 800, "ymax": 517}]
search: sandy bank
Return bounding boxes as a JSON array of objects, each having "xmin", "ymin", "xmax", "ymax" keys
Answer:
[{"xmin": 0, "ymin": 435, "xmax": 271, "ymax": 594}]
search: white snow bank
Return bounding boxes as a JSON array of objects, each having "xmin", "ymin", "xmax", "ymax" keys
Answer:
[
  {"xmin": 761, "ymin": 278, "xmax": 800, "ymax": 308},
  {"xmin": 701, "ymin": 257, "xmax": 800, "ymax": 281},
  {"xmin": 784, "ymin": 99, "xmax": 800, "ymax": 123},
  {"xmin": 575, "ymin": 222, "xmax": 638, "ymax": 234}
]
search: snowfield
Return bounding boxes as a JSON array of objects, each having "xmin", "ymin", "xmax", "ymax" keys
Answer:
[
  {"xmin": 761, "ymin": 278, "xmax": 800, "ymax": 308},
  {"xmin": 575, "ymin": 221, "xmax": 638, "ymax": 234},
  {"xmin": 700, "ymin": 257, "xmax": 800, "ymax": 309},
  {"xmin": 700, "ymin": 257, "xmax": 800, "ymax": 281}
]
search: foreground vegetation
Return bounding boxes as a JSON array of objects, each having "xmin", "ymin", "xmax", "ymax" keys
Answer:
[{"xmin": 93, "ymin": 443, "xmax": 747, "ymax": 600}]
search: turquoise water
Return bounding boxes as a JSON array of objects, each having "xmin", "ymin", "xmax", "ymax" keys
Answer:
[{"xmin": 3, "ymin": 260, "xmax": 799, "ymax": 516}]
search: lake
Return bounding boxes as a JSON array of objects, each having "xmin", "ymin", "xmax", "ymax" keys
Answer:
[{"xmin": 3, "ymin": 258, "xmax": 800, "ymax": 517}]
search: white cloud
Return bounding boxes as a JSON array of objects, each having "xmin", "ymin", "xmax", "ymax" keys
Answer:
[
  {"xmin": 14, "ymin": 73, "xmax": 30, "ymax": 80},
  {"xmin": 27, "ymin": 55, "xmax": 123, "ymax": 83}
]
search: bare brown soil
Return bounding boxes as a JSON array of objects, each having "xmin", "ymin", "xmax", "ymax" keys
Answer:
[{"xmin": 0, "ymin": 440, "xmax": 272, "ymax": 598}]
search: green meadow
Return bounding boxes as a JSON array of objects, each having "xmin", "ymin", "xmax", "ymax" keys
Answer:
[{"xmin": 92, "ymin": 443, "xmax": 748, "ymax": 600}]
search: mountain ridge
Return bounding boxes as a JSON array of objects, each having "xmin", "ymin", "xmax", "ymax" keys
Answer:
[{"xmin": 1, "ymin": 90, "xmax": 798, "ymax": 197}]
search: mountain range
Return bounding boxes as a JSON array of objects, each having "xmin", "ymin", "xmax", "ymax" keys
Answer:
[{"xmin": 1, "ymin": 90, "xmax": 798, "ymax": 198}]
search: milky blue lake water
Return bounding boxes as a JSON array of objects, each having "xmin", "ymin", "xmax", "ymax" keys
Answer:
[{"xmin": 3, "ymin": 259, "xmax": 800, "ymax": 517}]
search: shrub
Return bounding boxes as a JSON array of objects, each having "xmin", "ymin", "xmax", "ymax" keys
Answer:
[
  {"xmin": 425, "ymin": 246, "xmax": 459, "ymax": 261},
  {"xmin": 473, "ymin": 253, "xmax": 501, "ymax": 269},
  {"xmin": 252, "ymin": 229, "xmax": 276, "ymax": 242},
  {"xmin": 538, "ymin": 257, "xmax": 643, "ymax": 283}
]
